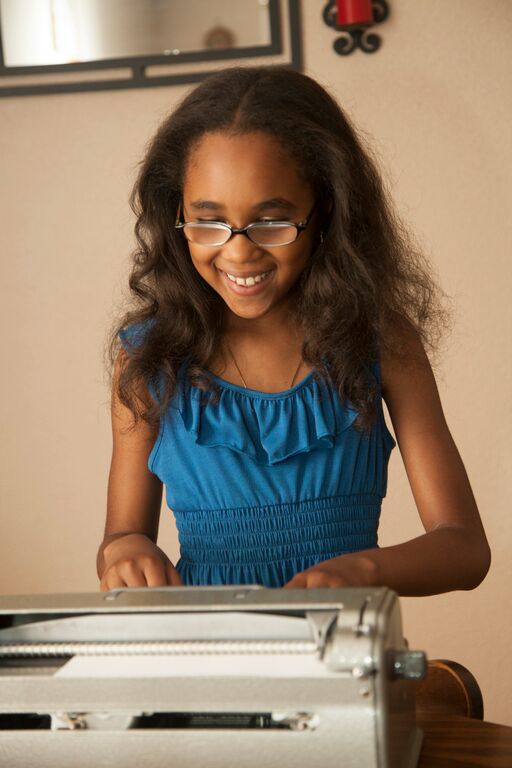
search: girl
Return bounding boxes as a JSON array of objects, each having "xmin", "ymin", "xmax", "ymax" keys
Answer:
[{"xmin": 97, "ymin": 66, "xmax": 490, "ymax": 595}]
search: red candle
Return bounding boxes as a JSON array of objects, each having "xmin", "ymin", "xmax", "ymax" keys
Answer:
[{"xmin": 337, "ymin": 0, "xmax": 374, "ymax": 27}]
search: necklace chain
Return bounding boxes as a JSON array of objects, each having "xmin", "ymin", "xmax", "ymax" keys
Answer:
[{"xmin": 226, "ymin": 343, "xmax": 303, "ymax": 390}]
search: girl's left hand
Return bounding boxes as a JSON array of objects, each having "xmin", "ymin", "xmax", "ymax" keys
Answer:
[{"xmin": 283, "ymin": 553, "xmax": 379, "ymax": 589}]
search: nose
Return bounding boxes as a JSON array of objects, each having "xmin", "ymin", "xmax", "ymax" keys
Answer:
[{"xmin": 222, "ymin": 231, "xmax": 262, "ymax": 259}]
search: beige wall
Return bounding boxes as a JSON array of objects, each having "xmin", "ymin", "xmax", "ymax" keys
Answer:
[{"xmin": 1, "ymin": 0, "xmax": 510, "ymax": 726}]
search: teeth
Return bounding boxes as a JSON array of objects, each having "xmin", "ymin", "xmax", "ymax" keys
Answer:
[{"xmin": 226, "ymin": 270, "xmax": 273, "ymax": 287}]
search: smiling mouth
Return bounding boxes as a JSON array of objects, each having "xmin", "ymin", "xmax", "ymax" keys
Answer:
[
  {"xmin": 222, "ymin": 268, "xmax": 275, "ymax": 287},
  {"xmin": 218, "ymin": 267, "xmax": 276, "ymax": 294}
]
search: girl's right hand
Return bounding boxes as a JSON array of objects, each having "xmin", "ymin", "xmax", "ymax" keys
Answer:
[{"xmin": 100, "ymin": 533, "xmax": 183, "ymax": 591}]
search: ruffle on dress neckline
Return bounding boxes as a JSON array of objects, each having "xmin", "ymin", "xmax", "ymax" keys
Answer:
[{"xmin": 175, "ymin": 357, "xmax": 360, "ymax": 466}]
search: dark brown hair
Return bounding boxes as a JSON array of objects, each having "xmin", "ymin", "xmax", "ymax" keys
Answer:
[{"xmin": 107, "ymin": 65, "xmax": 451, "ymax": 430}]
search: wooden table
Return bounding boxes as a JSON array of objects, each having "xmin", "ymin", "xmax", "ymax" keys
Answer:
[{"xmin": 417, "ymin": 712, "xmax": 512, "ymax": 767}]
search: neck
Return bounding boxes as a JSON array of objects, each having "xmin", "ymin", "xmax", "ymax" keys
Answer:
[{"xmin": 223, "ymin": 300, "xmax": 300, "ymax": 341}]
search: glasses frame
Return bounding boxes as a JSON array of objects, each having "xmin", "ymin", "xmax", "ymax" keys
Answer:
[{"xmin": 175, "ymin": 200, "xmax": 318, "ymax": 247}]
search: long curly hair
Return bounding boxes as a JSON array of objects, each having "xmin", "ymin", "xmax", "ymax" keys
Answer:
[{"xmin": 106, "ymin": 65, "xmax": 451, "ymax": 431}]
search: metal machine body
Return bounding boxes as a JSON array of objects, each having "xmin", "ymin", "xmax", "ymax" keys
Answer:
[{"xmin": 0, "ymin": 586, "xmax": 425, "ymax": 767}]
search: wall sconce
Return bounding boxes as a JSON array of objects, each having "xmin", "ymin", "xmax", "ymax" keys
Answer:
[{"xmin": 323, "ymin": 0, "xmax": 390, "ymax": 55}]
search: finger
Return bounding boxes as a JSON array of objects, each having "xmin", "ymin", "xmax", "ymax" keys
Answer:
[
  {"xmin": 100, "ymin": 571, "xmax": 127, "ymax": 592},
  {"xmin": 117, "ymin": 561, "xmax": 148, "ymax": 588},
  {"xmin": 305, "ymin": 571, "xmax": 347, "ymax": 588},
  {"xmin": 165, "ymin": 562, "xmax": 183, "ymax": 586},
  {"xmin": 143, "ymin": 559, "xmax": 170, "ymax": 588},
  {"xmin": 328, "ymin": 575, "xmax": 348, "ymax": 587},
  {"xmin": 283, "ymin": 573, "xmax": 307, "ymax": 589},
  {"xmin": 303, "ymin": 571, "xmax": 329, "ymax": 588}
]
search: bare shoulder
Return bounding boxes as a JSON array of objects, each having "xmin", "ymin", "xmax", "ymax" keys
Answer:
[
  {"xmin": 112, "ymin": 349, "xmax": 160, "ymax": 444},
  {"xmin": 379, "ymin": 316, "xmax": 429, "ymax": 383},
  {"xmin": 379, "ymin": 321, "xmax": 445, "ymax": 434}
]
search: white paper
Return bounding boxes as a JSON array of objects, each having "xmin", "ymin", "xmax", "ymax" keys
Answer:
[{"xmin": 55, "ymin": 653, "xmax": 332, "ymax": 679}]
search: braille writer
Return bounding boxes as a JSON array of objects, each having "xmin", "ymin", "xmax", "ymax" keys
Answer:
[{"xmin": 97, "ymin": 66, "xmax": 491, "ymax": 596}]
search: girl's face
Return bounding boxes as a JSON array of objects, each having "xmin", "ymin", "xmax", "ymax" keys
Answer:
[{"xmin": 181, "ymin": 131, "xmax": 318, "ymax": 329}]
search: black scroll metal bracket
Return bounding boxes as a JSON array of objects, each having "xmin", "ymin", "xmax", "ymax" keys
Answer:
[{"xmin": 322, "ymin": 1, "xmax": 390, "ymax": 56}]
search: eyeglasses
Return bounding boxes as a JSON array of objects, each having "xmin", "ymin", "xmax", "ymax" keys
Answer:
[{"xmin": 175, "ymin": 200, "xmax": 317, "ymax": 247}]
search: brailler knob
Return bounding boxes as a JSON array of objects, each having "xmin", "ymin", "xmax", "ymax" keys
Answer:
[{"xmin": 391, "ymin": 650, "xmax": 427, "ymax": 680}]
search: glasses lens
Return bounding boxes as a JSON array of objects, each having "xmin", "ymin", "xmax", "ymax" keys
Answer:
[
  {"xmin": 182, "ymin": 223, "xmax": 230, "ymax": 246},
  {"xmin": 248, "ymin": 223, "xmax": 298, "ymax": 246}
]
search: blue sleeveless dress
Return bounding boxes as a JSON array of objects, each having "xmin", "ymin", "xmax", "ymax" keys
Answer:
[{"xmin": 119, "ymin": 323, "xmax": 396, "ymax": 588}]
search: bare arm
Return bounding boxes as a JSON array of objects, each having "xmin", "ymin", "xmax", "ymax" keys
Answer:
[
  {"xmin": 97, "ymin": 351, "xmax": 182, "ymax": 589},
  {"xmin": 285, "ymin": 328, "xmax": 491, "ymax": 595}
]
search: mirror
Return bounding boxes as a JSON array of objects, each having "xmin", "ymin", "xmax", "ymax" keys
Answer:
[
  {"xmin": 1, "ymin": 0, "xmax": 273, "ymax": 66},
  {"xmin": 0, "ymin": 0, "xmax": 301, "ymax": 96}
]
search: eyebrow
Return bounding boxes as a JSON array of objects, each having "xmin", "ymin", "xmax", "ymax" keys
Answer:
[{"xmin": 189, "ymin": 197, "xmax": 297, "ymax": 213}]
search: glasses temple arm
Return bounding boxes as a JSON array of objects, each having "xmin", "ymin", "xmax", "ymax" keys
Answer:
[{"xmin": 175, "ymin": 200, "xmax": 182, "ymax": 226}]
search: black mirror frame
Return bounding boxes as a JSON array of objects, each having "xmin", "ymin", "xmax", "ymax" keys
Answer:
[{"xmin": 0, "ymin": 0, "xmax": 301, "ymax": 97}]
